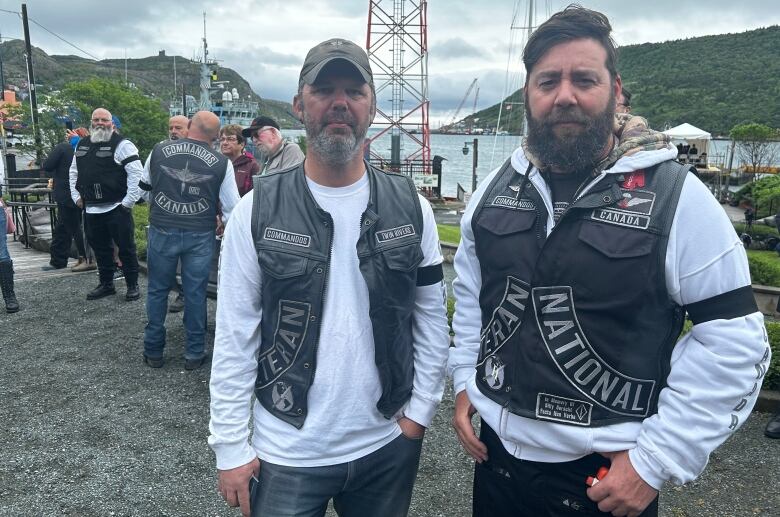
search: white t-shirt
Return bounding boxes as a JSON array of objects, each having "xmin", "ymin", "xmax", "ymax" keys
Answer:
[{"xmin": 209, "ymin": 169, "xmax": 449, "ymax": 469}]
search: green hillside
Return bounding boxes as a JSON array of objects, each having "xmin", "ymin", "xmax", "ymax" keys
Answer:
[
  {"xmin": 0, "ymin": 40, "xmax": 298, "ymax": 128},
  {"xmin": 461, "ymin": 25, "xmax": 780, "ymax": 136}
]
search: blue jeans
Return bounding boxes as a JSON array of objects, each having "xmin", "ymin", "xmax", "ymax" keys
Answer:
[
  {"xmin": 143, "ymin": 225, "xmax": 215, "ymax": 360},
  {"xmin": 0, "ymin": 206, "xmax": 10, "ymax": 263},
  {"xmin": 251, "ymin": 433, "xmax": 423, "ymax": 517}
]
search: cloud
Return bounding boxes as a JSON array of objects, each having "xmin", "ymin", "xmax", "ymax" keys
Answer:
[{"xmin": 431, "ymin": 38, "xmax": 484, "ymax": 61}]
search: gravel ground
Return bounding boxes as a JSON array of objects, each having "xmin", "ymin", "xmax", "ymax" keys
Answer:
[{"xmin": 1, "ymin": 272, "xmax": 778, "ymax": 516}]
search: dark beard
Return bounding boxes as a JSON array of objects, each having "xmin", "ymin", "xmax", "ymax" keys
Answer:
[
  {"xmin": 304, "ymin": 109, "xmax": 369, "ymax": 167},
  {"xmin": 526, "ymin": 94, "xmax": 615, "ymax": 173}
]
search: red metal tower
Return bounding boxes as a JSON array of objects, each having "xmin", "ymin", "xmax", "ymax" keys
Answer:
[{"xmin": 366, "ymin": 0, "xmax": 431, "ymax": 177}]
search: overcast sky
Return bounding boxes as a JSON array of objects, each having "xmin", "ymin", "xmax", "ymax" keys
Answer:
[{"xmin": 1, "ymin": 0, "xmax": 778, "ymax": 124}]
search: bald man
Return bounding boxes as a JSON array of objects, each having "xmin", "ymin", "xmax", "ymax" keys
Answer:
[
  {"xmin": 168, "ymin": 115, "xmax": 189, "ymax": 140},
  {"xmin": 70, "ymin": 107, "xmax": 143, "ymax": 301},
  {"xmin": 139, "ymin": 111, "xmax": 240, "ymax": 370}
]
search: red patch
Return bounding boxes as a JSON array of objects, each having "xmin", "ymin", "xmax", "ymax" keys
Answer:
[{"xmin": 621, "ymin": 170, "xmax": 645, "ymax": 190}]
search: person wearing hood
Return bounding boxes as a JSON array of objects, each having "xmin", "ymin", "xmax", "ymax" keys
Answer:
[
  {"xmin": 219, "ymin": 124, "xmax": 259, "ymax": 197},
  {"xmin": 448, "ymin": 6, "xmax": 769, "ymax": 517}
]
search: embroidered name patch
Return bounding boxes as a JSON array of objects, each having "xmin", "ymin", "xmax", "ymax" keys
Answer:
[
  {"xmin": 591, "ymin": 189, "xmax": 655, "ymax": 230},
  {"xmin": 536, "ymin": 393, "xmax": 593, "ymax": 426},
  {"xmin": 154, "ymin": 192, "xmax": 210, "ymax": 215},
  {"xmin": 533, "ymin": 286, "xmax": 655, "ymax": 417},
  {"xmin": 264, "ymin": 227, "xmax": 311, "ymax": 248},
  {"xmin": 375, "ymin": 224, "xmax": 416, "ymax": 244},
  {"xmin": 491, "ymin": 196, "xmax": 536, "ymax": 211}
]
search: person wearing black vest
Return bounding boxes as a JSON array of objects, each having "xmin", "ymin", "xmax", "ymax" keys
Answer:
[
  {"xmin": 448, "ymin": 7, "xmax": 770, "ymax": 517},
  {"xmin": 139, "ymin": 111, "xmax": 240, "ymax": 370},
  {"xmin": 43, "ymin": 130, "xmax": 90, "ymax": 271},
  {"xmin": 69, "ymin": 108, "xmax": 143, "ymax": 301},
  {"xmin": 209, "ymin": 39, "xmax": 449, "ymax": 517}
]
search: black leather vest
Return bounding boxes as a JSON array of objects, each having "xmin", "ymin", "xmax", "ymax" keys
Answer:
[
  {"xmin": 472, "ymin": 159, "xmax": 689, "ymax": 427},
  {"xmin": 250, "ymin": 163, "xmax": 424, "ymax": 429},
  {"xmin": 148, "ymin": 138, "xmax": 228, "ymax": 231},
  {"xmin": 74, "ymin": 132, "xmax": 127, "ymax": 205}
]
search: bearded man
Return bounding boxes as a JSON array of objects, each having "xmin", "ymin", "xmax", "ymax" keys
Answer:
[
  {"xmin": 209, "ymin": 38, "xmax": 450, "ymax": 517},
  {"xmin": 69, "ymin": 108, "xmax": 143, "ymax": 301},
  {"xmin": 242, "ymin": 115, "xmax": 304, "ymax": 175},
  {"xmin": 448, "ymin": 6, "xmax": 769, "ymax": 517}
]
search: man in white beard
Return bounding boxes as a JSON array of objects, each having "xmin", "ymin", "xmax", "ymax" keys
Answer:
[{"xmin": 69, "ymin": 108, "xmax": 143, "ymax": 302}]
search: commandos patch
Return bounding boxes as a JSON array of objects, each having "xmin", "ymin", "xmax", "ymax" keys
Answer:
[
  {"xmin": 532, "ymin": 286, "xmax": 655, "ymax": 418},
  {"xmin": 490, "ymin": 196, "xmax": 536, "ymax": 211},
  {"xmin": 263, "ymin": 228, "xmax": 311, "ymax": 248}
]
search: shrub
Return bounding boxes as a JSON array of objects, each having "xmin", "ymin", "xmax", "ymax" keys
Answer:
[
  {"xmin": 747, "ymin": 250, "xmax": 780, "ymax": 286},
  {"xmin": 132, "ymin": 202, "xmax": 150, "ymax": 261}
]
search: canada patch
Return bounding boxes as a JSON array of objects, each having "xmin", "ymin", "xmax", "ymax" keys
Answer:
[{"xmin": 591, "ymin": 189, "xmax": 655, "ymax": 230}]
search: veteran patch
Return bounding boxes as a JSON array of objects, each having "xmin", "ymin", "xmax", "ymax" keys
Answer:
[
  {"xmin": 264, "ymin": 227, "xmax": 311, "ymax": 248},
  {"xmin": 257, "ymin": 300, "xmax": 311, "ymax": 388},
  {"xmin": 375, "ymin": 224, "xmax": 416, "ymax": 244}
]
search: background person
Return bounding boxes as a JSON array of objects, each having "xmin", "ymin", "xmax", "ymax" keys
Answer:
[
  {"xmin": 0, "ymin": 196, "xmax": 19, "ymax": 313},
  {"xmin": 166, "ymin": 115, "xmax": 190, "ymax": 314},
  {"xmin": 69, "ymin": 108, "xmax": 143, "ymax": 301},
  {"xmin": 242, "ymin": 116, "xmax": 304, "ymax": 174},
  {"xmin": 43, "ymin": 128, "xmax": 91, "ymax": 271},
  {"xmin": 210, "ymin": 38, "xmax": 449, "ymax": 517},
  {"xmin": 448, "ymin": 6, "xmax": 769, "ymax": 517},
  {"xmin": 219, "ymin": 124, "xmax": 259, "ymax": 197},
  {"xmin": 139, "ymin": 111, "xmax": 240, "ymax": 370}
]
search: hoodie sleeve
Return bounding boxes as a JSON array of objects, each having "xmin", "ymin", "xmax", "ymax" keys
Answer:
[{"xmin": 629, "ymin": 174, "xmax": 771, "ymax": 489}]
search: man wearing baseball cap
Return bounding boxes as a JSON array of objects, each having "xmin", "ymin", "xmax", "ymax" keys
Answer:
[
  {"xmin": 242, "ymin": 115, "xmax": 304, "ymax": 174},
  {"xmin": 209, "ymin": 38, "xmax": 449, "ymax": 517}
]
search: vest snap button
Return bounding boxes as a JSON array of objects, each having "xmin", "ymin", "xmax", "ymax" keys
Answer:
[
  {"xmin": 364, "ymin": 220, "xmax": 371, "ymax": 226},
  {"xmin": 303, "ymin": 362, "xmax": 310, "ymax": 369},
  {"xmin": 296, "ymin": 409, "xmax": 303, "ymax": 415},
  {"xmin": 603, "ymin": 195, "xmax": 611, "ymax": 203},
  {"xmin": 310, "ymin": 315, "xmax": 317, "ymax": 322},
  {"xmin": 316, "ymin": 267, "xmax": 323, "ymax": 274},
  {"xmin": 505, "ymin": 386, "xmax": 512, "ymax": 392}
]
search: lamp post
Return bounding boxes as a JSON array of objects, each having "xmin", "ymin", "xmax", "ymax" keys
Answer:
[{"xmin": 462, "ymin": 138, "xmax": 478, "ymax": 192}]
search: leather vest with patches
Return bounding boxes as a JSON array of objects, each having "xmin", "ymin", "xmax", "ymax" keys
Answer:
[
  {"xmin": 74, "ymin": 132, "xmax": 127, "ymax": 205},
  {"xmin": 472, "ymin": 159, "xmax": 688, "ymax": 426},
  {"xmin": 250, "ymin": 163, "xmax": 424, "ymax": 429},
  {"xmin": 148, "ymin": 138, "xmax": 227, "ymax": 231}
]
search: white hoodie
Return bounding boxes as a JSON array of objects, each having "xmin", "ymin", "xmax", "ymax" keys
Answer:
[{"xmin": 448, "ymin": 144, "xmax": 770, "ymax": 489}]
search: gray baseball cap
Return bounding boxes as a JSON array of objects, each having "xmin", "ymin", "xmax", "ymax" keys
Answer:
[{"xmin": 299, "ymin": 38, "xmax": 373, "ymax": 87}]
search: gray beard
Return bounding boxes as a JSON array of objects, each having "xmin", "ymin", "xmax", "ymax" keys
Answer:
[
  {"xmin": 90, "ymin": 127, "xmax": 113, "ymax": 143},
  {"xmin": 525, "ymin": 95, "xmax": 615, "ymax": 173},
  {"xmin": 304, "ymin": 113, "xmax": 367, "ymax": 167}
]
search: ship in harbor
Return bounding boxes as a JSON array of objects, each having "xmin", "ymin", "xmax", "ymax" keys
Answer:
[{"xmin": 168, "ymin": 14, "xmax": 259, "ymax": 126}]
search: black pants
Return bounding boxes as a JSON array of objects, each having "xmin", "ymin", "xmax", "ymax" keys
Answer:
[
  {"xmin": 473, "ymin": 422, "xmax": 658, "ymax": 517},
  {"xmin": 85, "ymin": 205, "xmax": 138, "ymax": 286},
  {"xmin": 49, "ymin": 203, "xmax": 87, "ymax": 267}
]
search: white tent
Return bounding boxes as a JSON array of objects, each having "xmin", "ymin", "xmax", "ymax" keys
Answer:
[
  {"xmin": 663, "ymin": 123, "xmax": 711, "ymax": 140},
  {"xmin": 663, "ymin": 123, "xmax": 713, "ymax": 168}
]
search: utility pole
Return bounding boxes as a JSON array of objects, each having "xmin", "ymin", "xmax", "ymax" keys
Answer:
[{"xmin": 21, "ymin": 3, "xmax": 42, "ymax": 165}]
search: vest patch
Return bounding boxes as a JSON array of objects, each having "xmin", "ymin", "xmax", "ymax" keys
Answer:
[
  {"xmin": 154, "ymin": 192, "xmax": 210, "ymax": 216},
  {"xmin": 257, "ymin": 300, "xmax": 311, "ymax": 388},
  {"xmin": 375, "ymin": 224, "xmax": 416, "ymax": 244},
  {"xmin": 536, "ymin": 393, "xmax": 592, "ymax": 426},
  {"xmin": 533, "ymin": 286, "xmax": 655, "ymax": 417},
  {"xmin": 161, "ymin": 141, "xmax": 219, "ymax": 166},
  {"xmin": 264, "ymin": 227, "xmax": 311, "ymax": 248},
  {"xmin": 491, "ymin": 196, "xmax": 535, "ymax": 211},
  {"xmin": 478, "ymin": 276, "xmax": 530, "ymax": 367},
  {"xmin": 591, "ymin": 189, "xmax": 655, "ymax": 229},
  {"xmin": 271, "ymin": 381, "xmax": 295, "ymax": 413}
]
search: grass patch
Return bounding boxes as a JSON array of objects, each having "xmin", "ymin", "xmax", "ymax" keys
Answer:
[
  {"xmin": 132, "ymin": 202, "xmax": 150, "ymax": 261},
  {"xmin": 437, "ymin": 224, "xmax": 461, "ymax": 244},
  {"xmin": 747, "ymin": 250, "xmax": 780, "ymax": 286}
]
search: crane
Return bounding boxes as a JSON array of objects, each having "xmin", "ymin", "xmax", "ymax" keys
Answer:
[{"xmin": 441, "ymin": 78, "xmax": 478, "ymax": 133}]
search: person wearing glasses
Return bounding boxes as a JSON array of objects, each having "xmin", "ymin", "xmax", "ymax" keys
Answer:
[
  {"xmin": 241, "ymin": 116, "xmax": 304, "ymax": 175},
  {"xmin": 220, "ymin": 125, "xmax": 260, "ymax": 197},
  {"xmin": 139, "ymin": 111, "xmax": 240, "ymax": 370}
]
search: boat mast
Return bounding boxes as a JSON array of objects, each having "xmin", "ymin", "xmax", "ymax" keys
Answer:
[{"xmin": 199, "ymin": 11, "xmax": 212, "ymax": 112}]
